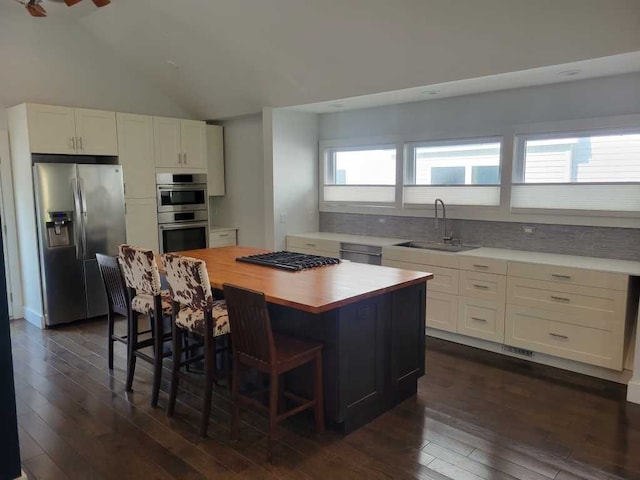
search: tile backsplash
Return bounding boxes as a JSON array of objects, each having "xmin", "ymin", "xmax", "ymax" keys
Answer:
[{"xmin": 319, "ymin": 212, "xmax": 640, "ymax": 262}]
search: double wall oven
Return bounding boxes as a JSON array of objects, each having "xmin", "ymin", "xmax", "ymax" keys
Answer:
[{"xmin": 156, "ymin": 173, "xmax": 209, "ymax": 253}]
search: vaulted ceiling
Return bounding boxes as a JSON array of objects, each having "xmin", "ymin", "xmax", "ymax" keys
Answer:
[{"xmin": 1, "ymin": 0, "xmax": 640, "ymax": 120}]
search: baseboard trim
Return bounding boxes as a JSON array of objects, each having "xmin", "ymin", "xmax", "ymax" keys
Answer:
[
  {"xmin": 627, "ymin": 380, "xmax": 640, "ymax": 404},
  {"xmin": 23, "ymin": 307, "xmax": 43, "ymax": 329}
]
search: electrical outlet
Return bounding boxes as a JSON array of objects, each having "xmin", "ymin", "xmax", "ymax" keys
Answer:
[
  {"xmin": 280, "ymin": 212, "xmax": 288, "ymax": 224},
  {"xmin": 522, "ymin": 225, "xmax": 535, "ymax": 234},
  {"xmin": 378, "ymin": 218, "xmax": 385, "ymax": 224}
]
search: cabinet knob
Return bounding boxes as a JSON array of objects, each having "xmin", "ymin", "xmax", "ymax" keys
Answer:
[{"xmin": 78, "ymin": 137, "xmax": 83, "ymax": 151}]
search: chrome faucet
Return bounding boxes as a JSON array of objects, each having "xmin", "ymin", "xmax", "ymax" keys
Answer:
[{"xmin": 434, "ymin": 198, "xmax": 452, "ymax": 243}]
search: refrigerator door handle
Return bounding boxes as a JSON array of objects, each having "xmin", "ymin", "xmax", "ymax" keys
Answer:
[
  {"xmin": 71, "ymin": 177, "xmax": 84, "ymax": 260},
  {"xmin": 78, "ymin": 179, "xmax": 88, "ymax": 259}
]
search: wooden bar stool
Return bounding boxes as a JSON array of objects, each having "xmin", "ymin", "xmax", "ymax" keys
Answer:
[
  {"xmin": 118, "ymin": 244, "xmax": 173, "ymax": 407},
  {"xmin": 96, "ymin": 253, "xmax": 130, "ymax": 370},
  {"xmin": 223, "ymin": 283, "xmax": 324, "ymax": 463},
  {"xmin": 162, "ymin": 253, "xmax": 230, "ymax": 438}
]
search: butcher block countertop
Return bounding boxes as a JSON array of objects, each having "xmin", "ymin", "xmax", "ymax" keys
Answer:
[{"xmin": 172, "ymin": 246, "xmax": 432, "ymax": 314}]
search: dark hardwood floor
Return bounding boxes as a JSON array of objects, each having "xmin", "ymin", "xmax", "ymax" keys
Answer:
[{"xmin": 9, "ymin": 317, "xmax": 640, "ymax": 480}]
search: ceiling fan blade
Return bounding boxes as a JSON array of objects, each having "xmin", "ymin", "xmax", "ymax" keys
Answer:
[
  {"xmin": 26, "ymin": 3, "xmax": 47, "ymax": 16},
  {"xmin": 64, "ymin": 0, "xmax": 83, "ymax": 6},
  {"xmin": 91, "ymin": 0, "xmax": 110, "ymax": 6}
]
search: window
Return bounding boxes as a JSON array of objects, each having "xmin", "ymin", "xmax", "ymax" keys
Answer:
[
  {"xmin": 512, "ymin": 130, "xmax": 640, "ymax": 212},
  {"xmin": 323, "ymin": 146, "xmax": 396, "ymax": 203},
  {"xmin": 404, "ymin": 138, "xmax": 502, "ymax": 206}
]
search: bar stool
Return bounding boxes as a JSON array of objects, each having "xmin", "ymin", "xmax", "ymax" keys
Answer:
[
  {"xmin": 118, "ymin": 244, "xmax": 173, "ymax": 407},
  {"xmin": 96, "ymin": 253, "xmax": 129, "ymax": 370},
  {"xmin": 223, "ymin": 283, "xmax": 324, "ymax": 463},
  {"xmin": 162, "ymin": 253, "xmax": 230, "ymax": 437}
]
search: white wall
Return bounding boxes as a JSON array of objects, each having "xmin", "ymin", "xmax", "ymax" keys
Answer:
[
  {"xmin": 210, "ymin": 114, "xmax": 266, "ymax": 248},
  {"xmin": 265, "ymin": 110, "xmax": 319, "ymax": 250},
  {"xmin": 318, "ymin": 72, "xmax": 640, "ymax": 228}
]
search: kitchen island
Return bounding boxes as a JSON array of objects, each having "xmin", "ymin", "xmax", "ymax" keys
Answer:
[{"xmin": 178, "ymin": 246, "xmax": 433, "ymax": 433}]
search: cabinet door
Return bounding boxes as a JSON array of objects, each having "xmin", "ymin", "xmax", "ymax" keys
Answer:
[
  {"xmin": 153, "ymin": 117, "xmax": 182, "ymax": 168},
  {"xmin": 181, "ymin": 120, "xmax": 207, "ymax": 170},
  {"xmin": 207, "ymin": 125, "xmax": 225, "ymax": 195},
  {"xmin": 74, "ymin": 108, "xmax": 118, "ymax": 155},
  {"xmin": 27, "ymin": 104, "xmax": 76, "ymax": 154},
  {"xmin": 125, "ymin": 198, "xmax": 159, "ymax": 252},
  {"xmin": 116, "ymin": 113, "xmax": 156, "ymax": 198},
  {"xmin": 426, "ymin": 291, "xmax": 458, "ymax": 333}
]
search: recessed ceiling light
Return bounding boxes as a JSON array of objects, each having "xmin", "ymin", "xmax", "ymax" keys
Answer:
[
  {"xmin": 422, "ymin": 89, "xmax": 441, "ymax": 96},
  {"xmin": 558, "ymin": 69, "xmax": 582, "ymax": 77}
]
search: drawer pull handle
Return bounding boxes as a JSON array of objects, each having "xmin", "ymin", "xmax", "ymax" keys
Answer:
[
  {"xmin": 551, "ymin": 274, "xmax": 572, "ymax": 280},
  {"xmin": 305, "ymin": 243, "xmax": 316, "ymax": 247},
  {"xmin": 339, "ymin": 249, "xmax": 382, "ymax": 257},
  {"xmin": 473, "ymin": 264, "xmax": 489, "ymax": 269},
  {"xmin": 471, "ymin": 317, "xmax": 487, "ymax": 322},
  {"xmin": 549, "ymin": 332, "xmax": 569, "ymax": 340},
  {"xmin": 472, "ymin": 284, "xmax": 489, "ymax": 290},
  {"xmin": 550, "ymin": 295, "xmax": 571, "ymax": 302},
  {"xmin": 218, "ymin": 234, "xmax": 229, "ymax": 237}
]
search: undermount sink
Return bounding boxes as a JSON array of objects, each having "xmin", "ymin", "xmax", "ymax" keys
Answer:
[{"xmin": 397, "ymin": 241, "xmax": 479, "ymax": 253}]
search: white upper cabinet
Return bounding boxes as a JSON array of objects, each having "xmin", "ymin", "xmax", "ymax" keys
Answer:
[
  {"xmin": 116, "ymin": 113, "xmax": 156, "ymax": 199},
  {"xmin": 181, "ymin": 119, "xmax": 206, "ymax": 170},
  {"xmin": 26, "ymin": 104, "xmax": 117, "ymax": 155},
  {"xmin": 27, "ymin": 104, "xmax": 76, "ymax": 154},
  {"xmin": 74, "ymin": 108, "xmax": 118, "ymax": 156},
  {"xmin": 206, "ymin": 125, "xmax": 225, "ymax": 196},
  {"xmin": 153, "ymin": 116, "xmax": 206, "ymax": 171}
]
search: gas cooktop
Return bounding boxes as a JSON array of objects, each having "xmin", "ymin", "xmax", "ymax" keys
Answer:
[{"xmin": 236, "ymin": 251, "xmax": 341, "ymax": 271}]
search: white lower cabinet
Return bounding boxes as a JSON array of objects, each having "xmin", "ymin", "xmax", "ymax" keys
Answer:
[
  {"xmin": 382, "ymin": 245, "xmax": 634, "ymax": 372},
  {"xmin": 209, "ymin": 228, "xmax": 237, "ymax": 247},
  {"xmin": 286, "ymin": 236, "xmax": 340, "ymax": 257},
  {"xmin": 427, "ymin": 291, "xmax": 458, "ymax": 333},
  {"xmin": 125, "ymin": 198, "xmax": 159, "ymax": 252},
  {"xmin": 505, "ymin": 305, "xmax": 622, "ymax": 369},
  {"xmin": 458, "ymin": 296, "xmax": 505, "ymax": 343}
]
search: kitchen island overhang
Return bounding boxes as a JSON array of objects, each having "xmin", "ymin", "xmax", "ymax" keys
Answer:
[{"xmin": 175, "ymin": 246, "xmax": 433, "ymax": 433}]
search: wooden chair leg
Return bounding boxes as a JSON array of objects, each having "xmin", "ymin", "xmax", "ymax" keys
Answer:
[
  {"xmin": 200, "ymin": 333, "xmax": 215, "ymax": 437},
  {"xmin": 167, "ymin": 325, "xmax": 182, "ymax": 417},
  {"xmin": 230, "ymin": 355, "xmax": 240, "ymax": 440},
  {"xmin": 125, "ymin": 311, "xmax": 138, "ymax": 392},
  {"xmin": 107, "ymin": 311, "xmax": 115, "ymax": 370},
  {"xmin": 314, "ymin": 352, "xmax": 325, "ymax": 434},
  {"xmin": 268, "ymin": 372, "xmax": 279, "ymax": 464},
  {"xmin": 151, "ymin": 311, "xmax": 163, "ymax": 408}
]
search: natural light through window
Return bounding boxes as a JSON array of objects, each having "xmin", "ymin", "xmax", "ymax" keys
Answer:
[
  {"xmin": 521, "ymin": 134, "xmax": 640, "ymax": 183},
  {"xmin": 331, "ymin": 148, "xmax": 396, "ymax": 185}
]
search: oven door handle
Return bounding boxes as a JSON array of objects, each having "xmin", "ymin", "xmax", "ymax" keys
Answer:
[
  {"xmin": 157, "ymin": 185, "xmax": 207, "ymax": 191},
  {"xmin": 158, "ymin": 221, "xmax": 210, "ymax": 231}
]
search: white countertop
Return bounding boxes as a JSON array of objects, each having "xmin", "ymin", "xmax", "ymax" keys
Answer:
[{"xmin": 289, "ymin": 232, "xmax": 409, "ymax": 247}]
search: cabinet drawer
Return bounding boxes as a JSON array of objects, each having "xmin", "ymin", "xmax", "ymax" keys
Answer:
[
  {"xmin": 507, "ymin": 277, "xmax": 625, "ymax": 330},
  {"xmin": 286, "ymin": 236, "xmax": 340, "ymax": 256},
  {"xmin": 507, "ymin": 262, "xmax": 628, "ymax": 291},
  {"xmin": 459, "ymin": 270, "xmax": 506, "ymax": 302},
  {"xmin": 426, "ymin": 291, "xmax": 458, "ymax": 333},
  {"xmin": 383, "ymin": 259, "xmax": 457, "ymax": 294},
  {"xmin": 459, "ymin": 256, "xmax": 507, "ymax": 275},
  {"xmin": 209, "ymin": 229, "xmax": 236, "ymax": 246},
  {"xmin": 458, "ymin": 297, "xmax": 505, "ymax": 343},
  {"xmin": 505, "ymin": 305, "xmax": 623, "ymax": 370}
]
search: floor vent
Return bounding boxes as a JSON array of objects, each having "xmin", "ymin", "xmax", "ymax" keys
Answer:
[{"xmin": 502, "ymin": 345, "xmax": 534, "ymax": 357}]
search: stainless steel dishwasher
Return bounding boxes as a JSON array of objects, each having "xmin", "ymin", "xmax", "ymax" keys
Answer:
[{"xmin": 339, "ymin": 243, "xmax": 383, "ymax": 265}]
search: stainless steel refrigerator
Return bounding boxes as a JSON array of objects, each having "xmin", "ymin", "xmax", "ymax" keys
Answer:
[{"xmin": 33, "ymin": 161, "xmax": 126, "ymax": 326}]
